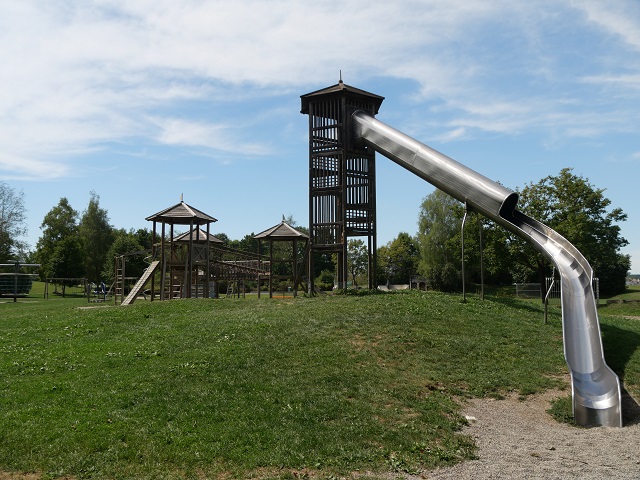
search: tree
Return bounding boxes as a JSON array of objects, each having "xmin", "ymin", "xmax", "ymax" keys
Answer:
[
  {"xmin": 102, "ymin": 228, "xmax": 152, "ymax": 283},
  {"xmin": 48, "ymin": 235, "xmax": 85, "ymax": 295},
  {"xmin": 417, "ymin": 170, "xmax": 629, "ymax": 295},
  {"xmin": 513, "ymin": 168, "xmax": 630, "ymax": 295},
  {"xmin": 312, "ymin": 252, "xmax": 334, "ymax": 279},
  {"xmin": 79, "ymin": 191, "xmax": 115, "ymax": 282},
  {"xmin": 417, "ymin": 189, "xmax": 463, "ymax": 292},
  {"xmin": 377, "ymin": 232, "xmax": 419, "ymax": 285},
  {"xmin": 36, "ymin": 198, "xmax": 79, "ymax": 280},
  {"xmin": 347, "ymin": 238, "xmax": 368, "ymax": 287},
  {"xmin": 212, "ymin": 232, "xmax": 231, "ymax": 245},
  {"xmin": 470, "ymin": 216, "xmax": 514, "ymax": 286},
  {"xmin": 229, "ymin": 233, "xmax": 258, "ymax": 253},
  {"xmin": 132, "ymin": 228, "xmax": 154, "ymax": 251},
  {"xmin": 0, "ymin": 181, "xmax": 27, "ymax": 261}
]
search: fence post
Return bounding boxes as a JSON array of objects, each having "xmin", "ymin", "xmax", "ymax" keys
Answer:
[
  {"xmin": 461, "ymin": 202, "xmax": 469, "ymax": 303},
  {"xmin": 544, "ymin": 268, "xmax": 556, "ymax": 324}
]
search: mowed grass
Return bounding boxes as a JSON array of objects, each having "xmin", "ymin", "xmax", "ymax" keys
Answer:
[
  {"xmin": 1, "ymin": 290, "xmax": 639, "ymax": 479},
  {"xmin": 606, "ymin": 285, "xmax": 640, "ymax": 302}
]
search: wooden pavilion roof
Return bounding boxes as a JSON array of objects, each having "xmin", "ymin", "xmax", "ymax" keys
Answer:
[
  {"xmin": 174, "ymin": 228, "xmax": 224, "ymax": 244},
  {"xmin": 254, "ymin": 221, "xmax": 309, "ymax": 240},
  {"xmin": 145, "ymin": 201, "xmax": 217, "ymax": 225}
]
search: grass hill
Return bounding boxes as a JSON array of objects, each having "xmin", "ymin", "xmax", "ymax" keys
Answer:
[{"xmin": 1, "ymin": 290, "xmax": 639, "ymax": 479}]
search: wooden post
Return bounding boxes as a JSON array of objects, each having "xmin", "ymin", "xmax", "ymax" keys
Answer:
[
  {"xmin": 269, "ymin": 238, "xmax": 274, "ymax": 298},
  {"xmin": 151, "ymin": 221, "xmax": 156, "ymax": 301}
]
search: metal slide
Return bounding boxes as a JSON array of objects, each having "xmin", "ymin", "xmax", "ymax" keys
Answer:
[{"xmin": 351, "ymin": 110, "xmax": 622, "ymax": 427}]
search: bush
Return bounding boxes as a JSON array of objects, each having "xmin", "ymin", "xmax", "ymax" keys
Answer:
[{"xmin": 315, "ymin": 268, "xmax": 335, "ymax": 291}]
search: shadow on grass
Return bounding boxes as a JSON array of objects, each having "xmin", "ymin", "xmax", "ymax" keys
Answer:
[
  {"xmin": 601, "ymin": 323, "xmax": 640, "ymax": 380},
  {"xmin": 621, "ymin": 389, "xmax": 640, "ymax": 426},
  {"xmin": 601, "ymin": 322, "xmax": 640, "ymax": 426},
  {"xmin": 486, "ymin": 295, "xmax": 550, "ymax": 316}
]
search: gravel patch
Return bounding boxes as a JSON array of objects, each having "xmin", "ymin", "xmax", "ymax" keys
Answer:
[{"xmin": 427, "ymin": 389, "xmax": 640, "ymax": 479}]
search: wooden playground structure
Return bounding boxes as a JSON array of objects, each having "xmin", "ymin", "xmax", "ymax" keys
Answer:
[
  {"xmin": 254, "ymin": 219, "xmax": 308, "ymax": 298},
  {"xmin": 114, "ymin": 201, "xmax": 309, "ymax": 305}
]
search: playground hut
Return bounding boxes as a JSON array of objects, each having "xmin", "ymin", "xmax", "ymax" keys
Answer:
[
  {"xmin": 254, "ymin": 220, "xmax": 309, "ymax": 298},
  {"xmin": 175, "ymin": 229, "xmax": 226, "ymax": 298},
  {"xmin": 174, "ymin": 229, "xmax": 224, "ymax": 245},
  {"xmin": 145, "ymin": 201, "xmax": 218, "ymax": 301}
]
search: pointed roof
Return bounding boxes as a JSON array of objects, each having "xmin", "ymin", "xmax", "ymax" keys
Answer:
[
  {"xmin": 145, "ymin": 201, "xmax": 218, "ymax": 225},
  {"xmin": 300, "ymin": 79, "xmax": 385, "ymax": 114},
  {"xmin": 254, "ymin": 221, "xmax": 309, "ymax": 240},
  {"xmin": 174, "ymin": 228, "xmax": 224, "ymax": 244}
]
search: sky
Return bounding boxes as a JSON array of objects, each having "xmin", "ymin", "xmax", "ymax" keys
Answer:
[{"xmin": 2, "ymin": 0, "xmax": 639, "ymax": 273}]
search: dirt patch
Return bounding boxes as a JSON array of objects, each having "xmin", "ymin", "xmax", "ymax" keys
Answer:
[
  {"xmin": 0, "ymin": 474, "xmax": 41, "ymax": 480},
  {"xmin": 0, "ymin": 475, "xmax": 74, "ymax": 480}
]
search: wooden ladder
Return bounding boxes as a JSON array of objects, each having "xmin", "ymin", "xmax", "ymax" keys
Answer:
[
  {"xmin": 114, "ymin": 256, "xmax": 125, "ymax": 305},
  {"xmin": 168, "ymin": 270, "xmax": 184, "ymax": 299}
]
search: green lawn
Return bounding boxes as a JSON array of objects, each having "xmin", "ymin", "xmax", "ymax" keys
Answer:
[
  {"xmin": 604, "ymin": 285, "xmax": 640, "ymax": 303},
  {"xmin": 1, "ymin": 289, "xmax": 639, "ymax": 479}
]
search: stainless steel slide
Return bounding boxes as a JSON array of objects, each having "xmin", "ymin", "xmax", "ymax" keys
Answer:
[{"xmin": 351, "ymin": 110, "xmax": 622, "ymax": 427}]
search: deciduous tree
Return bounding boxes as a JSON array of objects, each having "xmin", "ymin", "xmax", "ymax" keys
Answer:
[
  {"xmin": 347, "ymin": 238, "xmax": 368, "ymax": 287},
  {"xmin": 377, "ymin": 232, "xmax": 419, "ymax": 285},
  {"xmin": 79, "ymin": 192, "xmax": 115, "ymax": 282},
  {"xmin": 102, "ymin": 228, "xmax": 152, "ymax": 283},
  {"xmin": 417, "ymin": 189, "xmax": 463, "ymax": 292},
  {"xmin": 48, "ymin": 235, "xmax": 85, "ymax": 295},
  {"xmin": 513, "ymin": 168, "xmax": 629, "ymax": 294},
  {"xmin": 417, "ymin": 170, "xmax": 629, "ymax": 295},
  {"xmin": 0, "ymin": 181, "xmax": 27, "ymax": 261},
  {"xmin": 36, "ymin": 198, "xmax": 79, "ymax": 280}
]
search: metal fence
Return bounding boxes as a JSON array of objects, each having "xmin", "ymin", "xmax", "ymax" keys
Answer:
[
  {"xmin": 545, "ymin": 276, "xmax": 599, "ymax": 303},
  {"xmin": 515, "ymin": 277, "xmax": 599, "ymax": 302},
  {"xmin": 514, "ymin": 283, "xmax": 542, "ymax": 298}
]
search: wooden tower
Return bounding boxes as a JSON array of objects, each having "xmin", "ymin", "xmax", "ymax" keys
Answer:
[{"xmin": 301, "ymin": 80, "xmax": 384, "ymax": 291}]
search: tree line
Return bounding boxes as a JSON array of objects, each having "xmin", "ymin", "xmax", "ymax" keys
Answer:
[
  {"xmin": 376, "ymin": 168, "xmax": 630, "ymax": 295},
  {"xmin": 0, "ymin": 167, "xmax": 631, "ymax": 295}
]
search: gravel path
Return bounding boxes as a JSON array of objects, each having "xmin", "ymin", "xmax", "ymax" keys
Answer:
[{"xmin": 427, "ymin": 388, "xmax": 640, "ymax": 479}]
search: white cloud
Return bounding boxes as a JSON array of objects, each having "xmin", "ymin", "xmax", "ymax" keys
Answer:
[
  {"xmin": 582, "ymin": 74, "xmax": 640, "ymax": 90},
  {"xmin": 1, "ymin": 0, "xmax": 639, "ymax": 179},
  {"xmin": 0, "ymin": 153, "xmax": 72, "ymax": 181},
  {"xmin": 153, "ymin": 117, "xmax": 269, "ymax": 156},
  {"xmin": 571, "ymin": 0, "xmax": 640, "ymax": 50},
  {"xmin": 436, "ymin": 127, "xmax": 467, "ymax": 143}
]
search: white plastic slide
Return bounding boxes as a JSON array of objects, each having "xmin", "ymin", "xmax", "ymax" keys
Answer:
[{"xmin": 351, "ymin": 110, "xmax": 622, "ymax": 427}]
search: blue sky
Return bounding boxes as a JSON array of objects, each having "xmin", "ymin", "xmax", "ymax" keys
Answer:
[{"xmin": 2, "ymin": 1, "xmax": 639, "ymax": 273}]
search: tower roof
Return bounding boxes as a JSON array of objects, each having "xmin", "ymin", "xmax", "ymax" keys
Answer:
[
  {"xmin": 300, "ymin": 80, "xmax": 385, "ymax": 114},
  {"xmin": 145, "ymin": 201, "xmax": 218, "ymax": 225}
]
